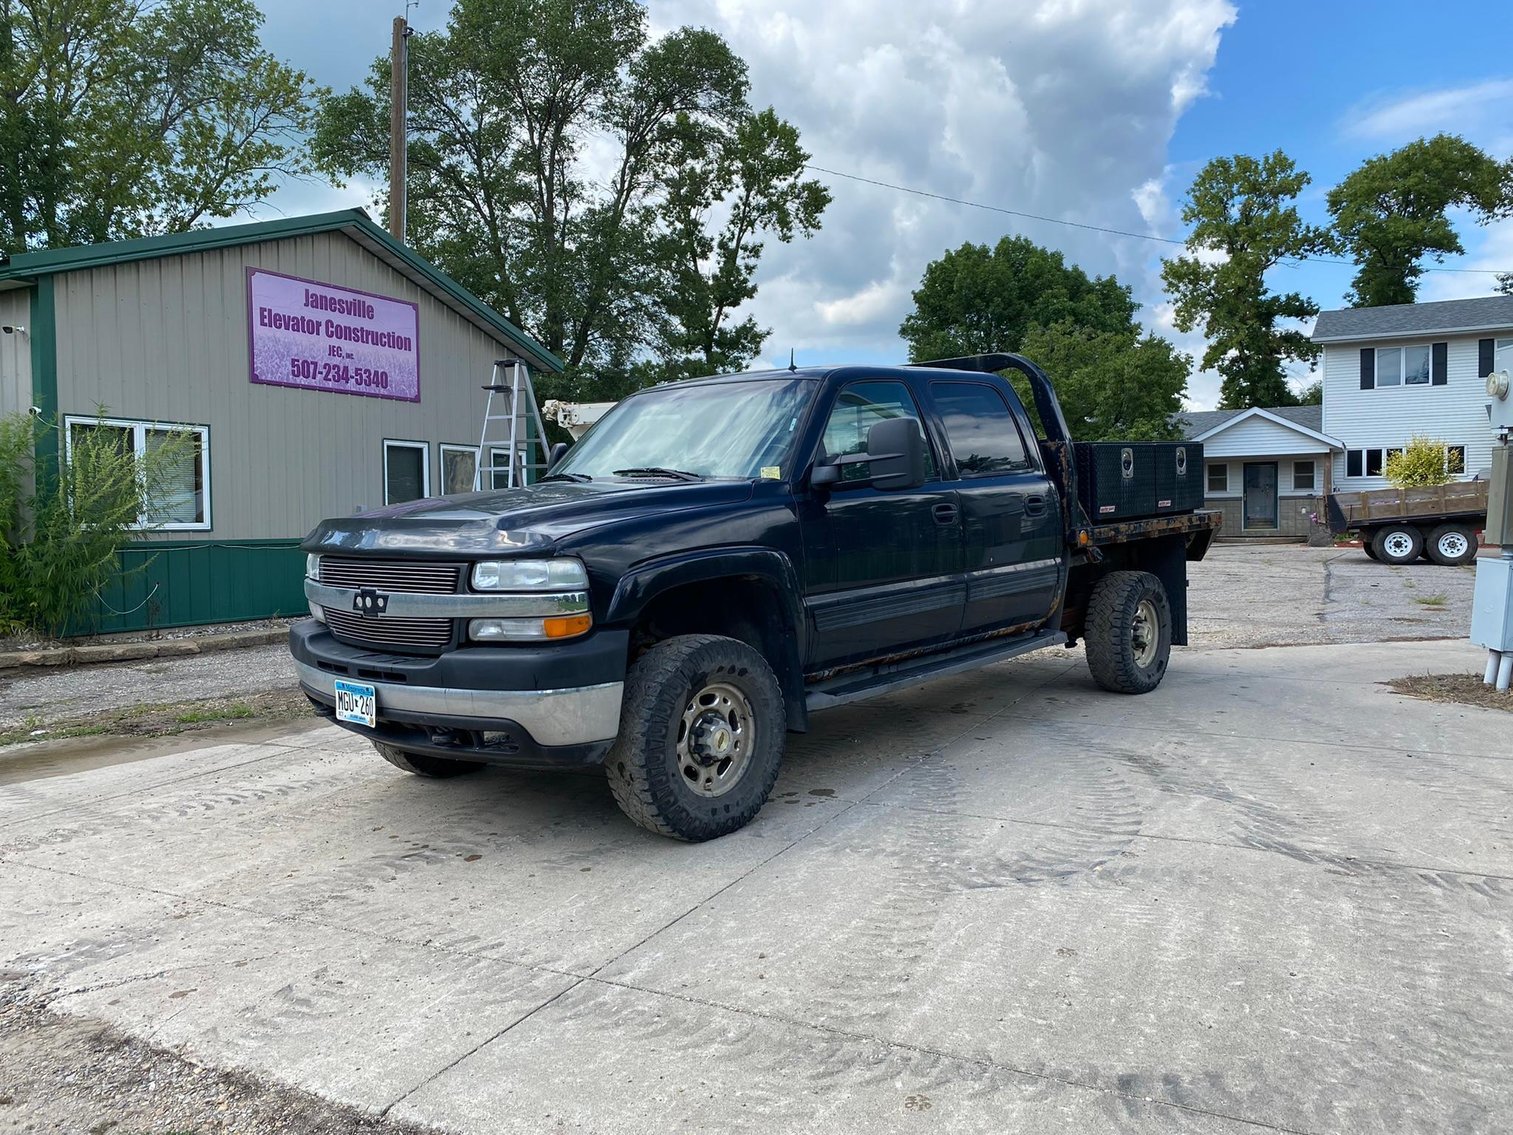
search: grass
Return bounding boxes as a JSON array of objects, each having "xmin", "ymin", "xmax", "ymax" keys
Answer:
[
  {"xmin": 1413, "ymin": 594, "xmax": 1449, "ymax": 607},
  {"xmin": 174, "ymin": 702, "xmax": 255, "ymax": 725},
  {"xmin": 1389, "ymin": 673, "xmax": 1513, "ymax": 713},
  {"xmin": 1, "ymin": 690, "xmax": 311, "ymax": 747}
]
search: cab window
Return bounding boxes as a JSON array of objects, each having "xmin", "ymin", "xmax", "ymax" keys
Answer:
[
  {"xmin": 819, "ymin": 381, "xmax": 936, "ymax": 479},
  {"xmin": 930, "ymin": 381, "xmax": 1032, "ymax": 475}
]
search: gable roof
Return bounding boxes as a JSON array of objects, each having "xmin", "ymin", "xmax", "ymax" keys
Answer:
[
  {"xmin": 1176, "ymin": 403, "xmax": 1323, "ymax": 440},
  {"xmin": 0, "ymin": 209, "xmax": 563, "ymax": 372},
  {"xmin": 1312, "ymin": 295, "xmax": 1513, "ymax": 344}
]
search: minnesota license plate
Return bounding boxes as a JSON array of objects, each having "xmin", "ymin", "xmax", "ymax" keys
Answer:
[{"xmin": 334, "ymin": 679, "xmax": 377, "ymax": 727}]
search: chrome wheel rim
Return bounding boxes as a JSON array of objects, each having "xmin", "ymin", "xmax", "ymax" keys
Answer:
[
  {"xmin": 1383, "ymin": 531, "xmax": 1415, "ymax": 560},
  {"xmin": 676, "ymin": 680, "xmax": 754, "ymax": 798},
  {"xmin": 1437, "ymin": 532, "xmax": 1469, "ymax": 560},
  {"xmin": 1131, "ymin": 598, "xmax": 1160, "ymax": 669}
]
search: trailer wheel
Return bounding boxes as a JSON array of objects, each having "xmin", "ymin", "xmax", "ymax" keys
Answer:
[
  {"xmin": 373, "ymin": 742, "xmax": 485, "ymax": 778},
  {"xmin": 1360, "ymin": 534, "xmax": 1379, "ymax": 560},
  {"xmin": 1371, "ymin": 525, "xmax": 1423, "ymax": 565},
  {"xmin": 1425, "ymin": 524, "xmax": 1477, "ymax": 566},
  {"xmin": 605, "ymin": 635, "xmax": 785, "ymax": 841},
  {"xmin": 1085, "ymin": 570, "xmax": 1172, "ymax": 695}
]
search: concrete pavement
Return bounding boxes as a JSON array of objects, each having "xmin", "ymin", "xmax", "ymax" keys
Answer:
[{"xmin": 2, "ymin": 638, "xmax": 1510, "ymax": 1133}]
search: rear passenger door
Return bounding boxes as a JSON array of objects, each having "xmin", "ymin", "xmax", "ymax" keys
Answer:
[{"xmin": 926, "ymin": 380, "xmax": 1064, "ymax": 638}]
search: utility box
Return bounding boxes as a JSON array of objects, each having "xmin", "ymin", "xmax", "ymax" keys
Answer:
[
  {"xmin": 1486, "ymin": 445, "xmax": 1513, "ymax": 548},
  {"xmin": 1470, "ymin": 557, "xmax": 1513, "ymax": 651}
]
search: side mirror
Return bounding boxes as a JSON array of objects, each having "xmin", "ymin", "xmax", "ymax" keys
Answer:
[
  {"xmin": 547, "ymin": 441, "xmax": 569, "ymax": 469},
  {"xmin": 866, "ymin": 416, "xmax": 927, "ymax": 490}
]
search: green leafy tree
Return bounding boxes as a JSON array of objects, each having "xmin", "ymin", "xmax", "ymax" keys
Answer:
[
  {"xmin": 1016, "ymin": 321, "xmax": 1189, "ymax": 440},
  {"xmin": 1161, "ymin": 150, "xmax": 1335, "ymax": 410},
  {"xmin": 312, "ymin": 0, "xmax": 826, "ymax": 401},
  {"xmin": 0, "ymin": 0, "xmax": 322, "ymax": 252},
  {"xmin": 1296, "ymin": 378, "xmax": 1322, "ymax": 405},
  {"xmin": 1385, "ymin": 435, "xmax": 1453, "ymax": 489},
  {"xmin": 900, "ymin": 235, "xmax": 1138, "ymax": 361},
  {"xmin": 1496, "ymin": 273, "xmax": 1512, "ymax": 296},
  {"xmin": 1327, "ymin": 134, "xmax": 1513, "ymax": 307}
]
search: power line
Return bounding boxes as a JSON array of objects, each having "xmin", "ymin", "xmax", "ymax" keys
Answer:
[{"xmin": 804, "ymin": 163, "xmax": 1513, "ymax": 277}]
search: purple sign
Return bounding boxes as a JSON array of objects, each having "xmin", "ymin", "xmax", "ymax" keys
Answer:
[{"xmin": 247, "ymin": 268, "xmax": 420, "ymax": 402}]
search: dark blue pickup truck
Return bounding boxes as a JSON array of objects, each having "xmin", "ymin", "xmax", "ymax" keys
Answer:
[{"xmin": 292, "ymin": 354, "xmax": 1219, "ymax": 840}]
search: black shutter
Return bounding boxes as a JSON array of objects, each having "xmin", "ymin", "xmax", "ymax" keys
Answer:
[
  {"xmin": 1431, "ymin": 341, "xmax": 1448, "ymax": 385},
  {"xmin": 1359, "ymin": 347, "xmax": 1375, "ymax": 389},
  {"xmin": 1480, "ymin": 338, "xmax": 1496, "ymax": 377}
]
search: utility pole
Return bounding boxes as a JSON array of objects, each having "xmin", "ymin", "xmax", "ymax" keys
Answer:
[{"xmin": 388, "ymin": 14, "xmax": 409, "ymax": 242}]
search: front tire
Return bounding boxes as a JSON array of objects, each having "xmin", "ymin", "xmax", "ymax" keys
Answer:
[
  {"xmin": 1085, "ymin": 570, "xmax": 1172, "ymax": 695},
  {"xmin": 373, "ymin": 741, "xmax": 485, "ymax": 778},
  {"xmin": 1425, "ymin": 524, "xmax": 1477, "ymax": 566},
  {"xmin": 605, "ymin": 635, "xmax": 785, "ymax": 841},
  {"xmin": 1372, "ymin": 525, "xmax": 1423, "ymax": 565}
]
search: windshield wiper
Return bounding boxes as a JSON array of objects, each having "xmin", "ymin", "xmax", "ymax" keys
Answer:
[
  {"xmin": 612, "ymin": 467, "xmax": 703, "ymax": 482},
  {"xmin": 539, "ymin": 471, "xmax": 592, "ymax": 483}
]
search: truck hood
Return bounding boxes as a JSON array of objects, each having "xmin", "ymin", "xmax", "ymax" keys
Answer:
[{"xmin": 303, "ymin": 479, "xmax": 758, "ymax": 556}]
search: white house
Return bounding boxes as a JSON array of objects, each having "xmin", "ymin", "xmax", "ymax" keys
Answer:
[
  {"xmin": 1177, "ymin": 405, "xmax": 1342, "ymax": 538},
  {"xmin": 1313, "ymin": 295, "xmax": 1513, "ymax": 490}
]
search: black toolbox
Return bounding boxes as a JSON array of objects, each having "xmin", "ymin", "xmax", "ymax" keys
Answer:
[{"xmin": 1074, "ymin": 442, "xmax": 1204, "ymax": 521}]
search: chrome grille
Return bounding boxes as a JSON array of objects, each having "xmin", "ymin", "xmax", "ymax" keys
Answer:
[
  {"xmin": 319, "ymin": 557, "xmax": 461, "ymax": 594},
  {"xmin": 319, "ymin": 557, "xmax": 461, "ymax": 653}
]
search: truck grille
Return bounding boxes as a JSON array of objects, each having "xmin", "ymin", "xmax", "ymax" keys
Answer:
[{"xmin": 319, "ymin": 557, "xmax": 462, "ymax": 654}]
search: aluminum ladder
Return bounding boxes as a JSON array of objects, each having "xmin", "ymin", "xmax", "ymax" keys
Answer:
[{"xmin": 473, "ymin": 359, "xmax": 552, "ymax": 491}]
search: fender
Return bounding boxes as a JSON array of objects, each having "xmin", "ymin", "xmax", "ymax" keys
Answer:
[{"xmin": 607, "ymin": 546, "xmax": 809, "ymax": 732}]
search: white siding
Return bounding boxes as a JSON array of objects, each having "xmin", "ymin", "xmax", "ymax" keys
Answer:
[
  {"xmin": 1200, "ymin": 414, "xmax": 1333, "ymax": 459},
  {"xmin": 0, "ymin": 287, "xmax": 30, "ymax": 417},
  {"xmin": 1321, "ymin": 335, "xmax": 1500, "ymax": 489},
  {"xmin": 52, "ymin": 232, "xmax": 529, "ymax": 540}
]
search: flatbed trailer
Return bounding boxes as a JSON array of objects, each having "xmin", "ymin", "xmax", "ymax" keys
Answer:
[{"xmin": 1326, "ymin": 482, "xmax": 1487, "ymax": 565}]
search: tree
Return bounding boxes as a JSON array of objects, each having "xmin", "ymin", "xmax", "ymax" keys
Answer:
[
  {"xmin": 312, "ymin": 0, "xmax": 826, "ymax": 401},
  {"xmin": 0, "ymin": 0, "xmax": 321, "ymax": 253},
  {"xmin": 900, "ymin": 235, "xmax": 1137, "ymax": 361},
  {"xmin": 1496, "ymin": 273, "xmax": 1512, "ymax": 296},
  {"xmin": 1296, "ymin": 378, "xmax": 1322, "ymax": 405},
  {"xmin": 1385, "ymin": 436, "xmax": 1453, "ymax": 489},
  {"xmin": 1161, "ymin": 150, "xmax": 1335, "ymax": 410},
  {"xmin": 1017, "ymin": 321, "xmax": 1189, "ymax": 440},
  {"xmin": 1327, "ymin": 134, "xmax": 1513, "ymax": 307}
]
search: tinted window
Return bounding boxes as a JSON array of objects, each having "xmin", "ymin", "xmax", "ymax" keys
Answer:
[
  {"xmin": 819, "ymin": 381, "xmax": 936, "ymax": 479},
  {"xmin": 931, "ymin": 382, "xmax": 1031, "ymax": 475}
]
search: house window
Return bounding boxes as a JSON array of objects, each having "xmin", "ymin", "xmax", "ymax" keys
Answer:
[
  {"xmin": 1447, "ymin": 446, "xmax": 1465, "ymax": 475},
  {"xmin": 383, "ymin": 440, "xmax": 429, "ymax": 504},
  {"xmin": 64, "ymin": 416, "xmax": 210, "ymax": 530},
  {"xmin": 1346, "ymin": 448, "xmax": 1391, "ymax": 478},
  {"xmin": 1206, "ymin": 463, "xmax": 1228, "ymax": 493},
  {"xmin": 1366, "ymin": 449, "xmax": 1385, "ymax": 476},
  {"xmin": 1293, "ymin": 460, "xmax": 1315, "ymax": 491},
  {"xmin": 1375, "ymin": 345, "xmax": 1431, "ymax": 387},
  {"xmin": 440, "ymin": 444, "xmax": 478, "ymax": 495}
]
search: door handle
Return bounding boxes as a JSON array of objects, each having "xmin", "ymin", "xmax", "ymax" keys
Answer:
[
  {"xmin": 1024, "ymin": 494, "xmax": 1047, "ymax": 517},
  {"xmin": 932, "ymin": 502, "xmax": 959, "ymax": 525}
]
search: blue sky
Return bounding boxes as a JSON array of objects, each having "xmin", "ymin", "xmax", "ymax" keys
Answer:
[{"xmin": 252, "ymin": 1, "xmax": 1513, "ymax": 407}]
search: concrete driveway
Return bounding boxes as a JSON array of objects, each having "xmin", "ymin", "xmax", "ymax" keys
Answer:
[{"xmin": 2, "ymin": 637, "xmax": 1509, "ymax": 1133}]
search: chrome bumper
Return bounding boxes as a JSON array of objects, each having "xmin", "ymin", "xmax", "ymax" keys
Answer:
[{"xmin": 294, "ymin": 659, "xmax": 623, "ymax": 747}]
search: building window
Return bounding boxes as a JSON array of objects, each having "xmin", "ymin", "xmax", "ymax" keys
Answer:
[
  {"xmin": 383, "ymin": 440, "xmax": 429, "ymax": 504},
  {"xmin": 1207, "ymin": 463, "xmax": 1228, "ymax": 492},
  {"xmin": 1375, "ymin": 345, "xmax": 1431, "ymax": 387},
  {"xmin": 486, "ymin": 447, "xmax": 526, "ymax": 490},
  {"xmin": 1447, "ymin": 446, "xmax": 1465, "ymax": 475},
  {"xmin": 1346, "ymin": 448, "xmax": 1393, "ymax": 478},
  {"xmin": 1293, "ymin": 460, "xmax": 1315, "ymax": 491},
  {"xmin": 440, "ymin": 444, "xmax": 478, "ymax": 495},
  {"xmin": 64, "ymin": 416, "xmax": 210, "ymax": 530}
]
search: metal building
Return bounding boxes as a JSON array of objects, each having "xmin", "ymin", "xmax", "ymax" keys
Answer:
[{"xmin": 0, "ymin": 210, "xmax": 561, "ymax": 633}]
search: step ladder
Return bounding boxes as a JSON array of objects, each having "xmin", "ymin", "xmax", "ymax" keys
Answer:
[{"xmin": 473, "ymin": 359, "xmax": 552, "ymax": 491}]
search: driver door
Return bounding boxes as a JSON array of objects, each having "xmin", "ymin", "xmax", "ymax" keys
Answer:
[{"xmin": 799, "ymin": 379, "xmax": 965, "ymax": 671}]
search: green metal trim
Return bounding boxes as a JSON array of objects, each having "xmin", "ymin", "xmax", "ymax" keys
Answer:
[
  {"xmin": 29, "ymin": 277, "xmax": 58, "ymax": 474},
  {"xmin": 0, "ymin": 210, "xmax": 564, "ymax": 373}
]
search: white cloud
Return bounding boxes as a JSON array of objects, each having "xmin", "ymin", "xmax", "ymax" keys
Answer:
[
  {"xmin": 1419, "ymin": 216, "xmax": 1513, "ymax": 304},
  {"xmin": 1343, "ymin": 77, "xmax": 1513, "ymax": 150}
]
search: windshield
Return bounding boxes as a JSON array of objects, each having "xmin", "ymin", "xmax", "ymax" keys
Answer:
[{"xmin": 553, "ymin": 379, "xmax": 814, "ymax": 480}]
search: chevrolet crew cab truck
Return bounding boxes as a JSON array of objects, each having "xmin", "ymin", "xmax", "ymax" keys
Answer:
[{"xmin": 293, "ymin": 353, "xmax": 1220, "ymax": 841}]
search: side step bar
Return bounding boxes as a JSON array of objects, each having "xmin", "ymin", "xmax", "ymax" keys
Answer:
[{"xmin": 804, "ymin": 629, "xmax": 1069, "ymax": 712}]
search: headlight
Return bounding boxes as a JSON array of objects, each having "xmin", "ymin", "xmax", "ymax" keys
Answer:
[
  {"xmin": 306, "ymin": 553, "xmax": 321, "ymax": 579},
  {"xmin": 471, "ymin": 558, "xmax": 588, "ymax": 590},
  {"xmin": 469, "ymin": 614, "xmax": 593, "ymax": 641}
]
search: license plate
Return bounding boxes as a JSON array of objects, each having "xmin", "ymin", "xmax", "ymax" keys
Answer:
[{"xmin": 334, "ymin": 679, "xmax": 377, "ymax": 727}]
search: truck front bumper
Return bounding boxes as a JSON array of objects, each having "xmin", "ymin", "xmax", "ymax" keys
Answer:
[{"xmin": 290, "ymin": 620, "xmax": 627, "ymax": 768}]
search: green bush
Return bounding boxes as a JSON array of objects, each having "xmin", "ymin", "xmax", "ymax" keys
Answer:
[
  {"xmin": 0, "ymin": 412, "xmax": 196, "ymax": 639},
  {"xmin": 1384, "ymin": 435, "xmax": 1453, "ymax": 489}
]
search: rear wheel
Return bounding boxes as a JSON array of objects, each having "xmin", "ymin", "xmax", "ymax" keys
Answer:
[
  {"xmin": 1425, "ymin": 524, "xmax": 1477, "ymax": 566},
  {"xmin": 605, "ymin": 634, "xmax": 785, "ymax": 841},
  {"xmin": 1360, "ymin": 534, "xmax": 1380, "ymax": 560},
  {"xmin": 373, "ymin": 741, "xmax": 485, "ymax": 778},
  {"xmin": 1372, "ymin": 525, "xmax": 1423, "ymax": 565},
  {"xmin": 1085, "ymin": 570, "xmax": 1172, "ymax": 695}
]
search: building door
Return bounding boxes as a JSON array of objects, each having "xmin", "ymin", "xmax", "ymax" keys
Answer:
[{"xmin": 1243, "ymin": 462, "xmax": 1278, "ymax": 529}]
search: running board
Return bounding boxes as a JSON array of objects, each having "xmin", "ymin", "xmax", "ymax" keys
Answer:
[{"xmin": 804, "ymin": 629, "xmax": 1069, "ymax": 712}]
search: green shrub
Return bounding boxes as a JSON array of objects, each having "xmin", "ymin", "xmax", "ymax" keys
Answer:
[
  {"xmin": 0, "ymin": 412, "xmax": 196, "ymax": 639},
  {"xmin": 1385, "ymin": 436, "xmax": 1453, "ymax": 489}
]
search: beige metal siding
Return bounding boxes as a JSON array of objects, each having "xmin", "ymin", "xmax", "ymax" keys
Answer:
[
  {"xmin": 0, "ymin": 287, "xmax": 31, "ymax": 417},
  {"xmin": 51, "ymin": 232, "xmax": 526, "ymax": 539}
]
